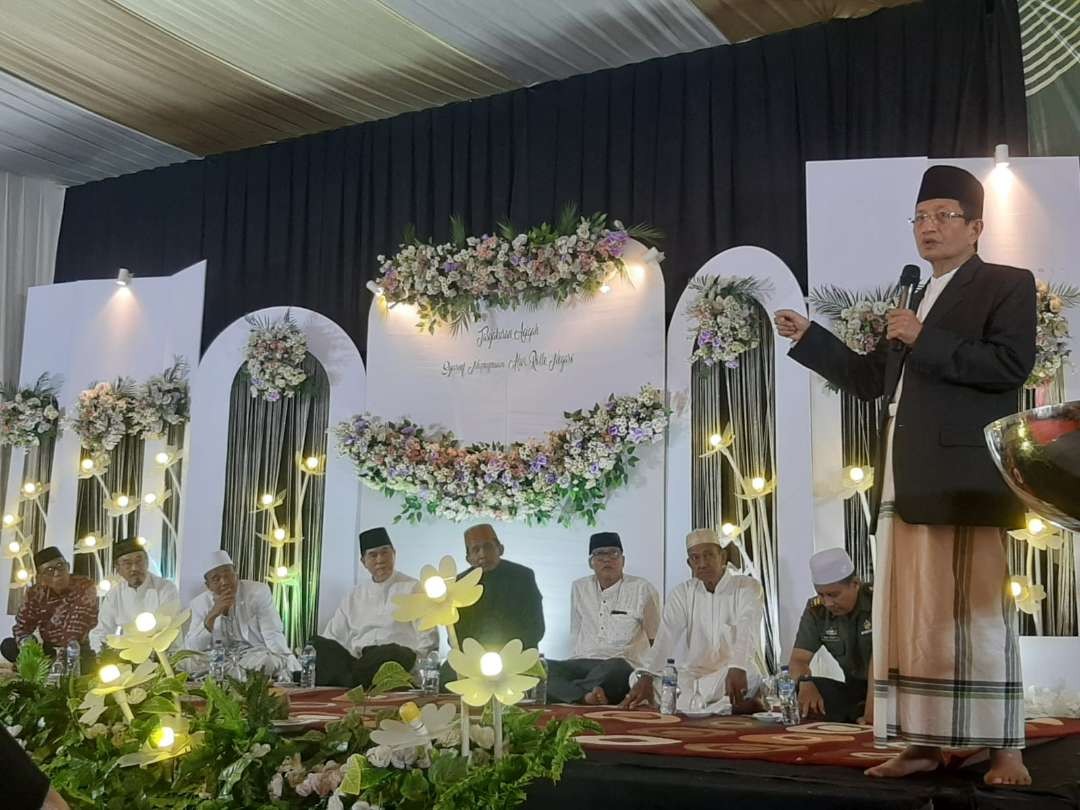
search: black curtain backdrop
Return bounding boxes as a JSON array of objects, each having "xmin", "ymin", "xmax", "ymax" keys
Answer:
[{"xmin": 54, "ymin": 0, "xmax": 1028, "ymax": 358}]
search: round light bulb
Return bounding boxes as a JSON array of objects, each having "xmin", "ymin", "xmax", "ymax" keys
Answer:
[
  {"xmin": 276, "ymin": 565, "xmax": 289, "ymax": 578},
  {"xmin": 422, "ymin": 575, "xmax": 447, "ymax": 600},
  {"xmin": 83, "ymin": 535, "xmax": 97, "ymax": 548},
  {"xmin": 1009, "ymin": 579, "xmax": 1024, "ymax": 598},
  {"xmin": 273, "ymin": 527, "xmax": 287, "ymax": 541},
  {"xmin": 99, "ymin": 664, "xmax": 121, "ymax": 684},
  {"xmin": 260, "ymin": 493, "xmax": 275, "ymax": 506},
  {"xmin": 720, "ymin": 523, "xmax": 736, "ymax": 537},
  {"xmin": 116, "ymin": 495, "xmax": 130, "ymax": 508},
  {"xmin": 751, "ymin": 476, "xmax": 766, "ymax": 492},
  {"xmin": 81, "ymin": 458, "xmax": 95, "ymax": 471},
  {"xmin": 1027, "ymin": 517, "xmax": 1045, "ymax": 535},
  {"xmin": 304, "ymin": 456, "xmax": 319, "ymax": 470},
  {"xmin": 709, "ymin": 433, "xmax": 723, "ymax": 448},
  {"xmin": 22, "ymin": 482, "xmax": 37, "ymax": 495},
  {"xmin": 8, "ymin": 541, "xmax": 21, "ymax": 554},
  {"xmin": 98, "ymin": 578, "xmax": 111, "ymax": 593},
  {"xmin": 144, "ymin": 493, "xmax": 157, "ymax": 505},
  {"xmin": 136, "ymin": 536, "xmax": 147, "ymax": 546},
  {"xmin": 399, "ymin": 701, "xmax": 422, "ymax": 724},
  {"xmin": 15, "ymin": 568, "xmax": 29, "ymax": 581},
  {"xmin": 154, "ymin": 452, "xmax": 170, "ymax": 465},
  {"xmin": 134, "ymin": 612, "xmax": 157, "ymax": 632},
  {"xmin": 849, "ymin": 467, "xmax": 865, "ymax": 483},
  {"xmin": 479, "ymin": 652, "xmax": 504, "ymax": 678},
  {"xmin": 154, "ymin": 725, "xmax": 175, "ymax": 749},
  {"xmin": 2, "ymin": 514, "xmax": 14, "ymax": 526},
  {"xmin": 599, "ymin": 283, "xmax": 611, "ymax": 294}
]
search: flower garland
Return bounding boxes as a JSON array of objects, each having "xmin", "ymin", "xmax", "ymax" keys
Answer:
[
  {"xmin": 335, "ymin": 386, "xmax": 668, "ymax": 526},
  {"xmin": 244, "ymin": 312, "xmax": 308, "ymax": 401},
  {"xmin": 807, "ymin": 284, "xmax": 899, "ymax": 356},
  {"xmin": 372, "ymin": 207, "xmax": 662, "ymax": 334},
  {"xmin": 0, "ymin": 373, "xmax": 61, "ymax": 449},
  {"xmin": 1, "ymin": 638, "xmax": 594, "ymax": 809},
  {"xmin": 70, "ymin": 360, "xmax": 190, "ymax": 455},
  {"xmin": 686, "ymin": 276, "xmax": 770, "ymax": 368},
  {"xmin": 1028, "ymin": 281, "xmax": 1079, "ymax": 389}
]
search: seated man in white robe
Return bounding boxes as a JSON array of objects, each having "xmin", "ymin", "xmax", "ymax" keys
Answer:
[
  {"xmin": 312, "ymin": 527, "xmax": 437, "ymax": 688},
  {"xmin": 89, "ymin": 537, "xmax": 179, "ymax": 652},
  {"xmin": 185, "ymin": 550, "xmax": 298, "ymax": 678},
  {"xmin": 546, "ymin": 531, "xmax": 660, "ymax": 705},
  {"xmin": 622, "ymin": 528, "xmax": 764, "ymax": 714}
]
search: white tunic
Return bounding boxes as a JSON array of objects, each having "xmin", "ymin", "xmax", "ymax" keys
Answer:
[
  {"xmin": 89, "ymin": 573, "xmax": 179, "ymax": 651},
  {"xmin": 185, "ymin": 580, "xmax": 299, "ymax": 675},
  {"xmin": 638, "ymin": 571, "xmax": 764, "ymax": 711},
  {"xmin": 321, "ymin": 570, "xmax": 437, "ymax": 656},
  {"xmin": 569, "ymin": 574, "xmax": 660, "ymax": 667}
]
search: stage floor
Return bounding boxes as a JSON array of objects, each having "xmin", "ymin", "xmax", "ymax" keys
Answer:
[{"xmin": 524, "ymin": 734, "xmax": 1080, "ymax": 810}]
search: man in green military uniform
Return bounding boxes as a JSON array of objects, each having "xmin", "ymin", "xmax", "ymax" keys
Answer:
[{"xmin": 788, "ymin": 548, "xmax": 873, "ymax": 723}]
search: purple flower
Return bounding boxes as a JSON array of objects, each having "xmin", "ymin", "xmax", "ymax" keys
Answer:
[
  {"xmin": 400, "ymin": 425, "xmax": 416, "ymax": 437},
  {"xmin": 629, "ymin": 427, "xmax": 648, "ymax": 442},
  {"xmin": 528, "ymin": 453, "xmax": 549, "ymax": 472},
  {"xmin": 589, "ymin": 462, "xmax": 600, "ymax": 475},
  {"xmin": 545, "ymin": 472, "xmax": 558, "ymax": 484},
  {"xmin": 442, "ymin": 261, "xmax": 460, "ymax": 273},
  {"xmin": 607, "ymin": 425, "xmax": 625, "ymax": 437}
]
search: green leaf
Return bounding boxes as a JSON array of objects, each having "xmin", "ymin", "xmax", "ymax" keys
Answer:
[
  {"xmin": 339, "ymin": 753, "xmax": 366, "ymax": 796},
  {"xmin": 450, "ymin": 215, "xmax": 467, "ymax": 248},
  {"xmin": 369, "ymin": 661, "xmax": 415, "ymax": 696},
  {"xmin": 401, "ymin": 768, "xmax": 430, "ymax": 801},
  {"xmin": 428, "ymin": 751, "xmax": 469, "ymax": 789},
  {"xmin": 217, "ymin": 751, "xmax": 256, "ymax": 798},
  {"xmin": 16, "ymin": 639, "xmax": 50, "ymax": 686},
  {"xmin": 344, "ymin": 684, "xmax": 367, "ymax": 704},
  {"xmin": 555, "ymin": 202, "xmax": 579, "ymax": 236}
]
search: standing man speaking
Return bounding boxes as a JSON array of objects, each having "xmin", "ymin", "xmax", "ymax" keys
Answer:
[{"xmin": 775, "ymin": 165, "xmax": 1036, "ymax": 786}]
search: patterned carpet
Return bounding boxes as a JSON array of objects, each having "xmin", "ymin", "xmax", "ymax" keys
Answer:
[{"xmin": 284, "ymin": 688, "xmax": 1080, "ymax": 770}]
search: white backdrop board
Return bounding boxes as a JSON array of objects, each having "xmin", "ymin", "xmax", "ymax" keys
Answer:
[
  {"xmin": 361, "ymin": 242, "xmax": 666, "ymax": 658},
  {"xmin": 0, "ymin": 262, "xmax": 206, "ymax": 637},
  {"xmin": 805, "ymin": 156, "xmax": 1080, "ymax": 688},
  {"xmin": 179, "ymin": 306, "xmax": 367, "ymax": 629}
]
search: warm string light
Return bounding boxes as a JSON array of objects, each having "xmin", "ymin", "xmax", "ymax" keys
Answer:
[
  {"xmin": 136, "ymin": 536, "xmax": 147, "ymax": 546},
  {"xmin": 143, "ymin": 493, "xmax": 157, "ymax": 505},
  {"xmin": 83, "ymin": 535, "xmax": 98, "ymax": 548},
  {"xmin": 273, "ymin": 527, "xmax": 287, "ymax": 542},
  {"xmin": 154, "ymin": 451, "xmax": 171, "ymax": 465},
  {"xmin": 750, "ymin": 476, "xmax": 766, "ymax": 492},
  {"xmin": 1027, "ymin": 516, "xmax": 1045, "ymax": 536},
  {"xmin": 260, "ymin": 493, "xmax": 275, "ymax": 507},
  {"xmin": 709, "ymin": 433, "xmax": 723, "ymax": 448},
  {"xmin": 22, "ymin": 482, "xmax": 37, "ymax": 495},
  {"xmin": 116, "ymin": 495, "xmax": 130, "ymax": 508},
  {"xmin": 1010, "ymin": 579, "xmax": 1024, "ymax": 598},
  {"xmin": 81, "ymin": 458, "xmax": 95, "ymax": 472},
  {"xmin": 8, "ymin": 541, "xmax": 21, "ymax": 554},
  {"xmin": 720, "ymin": 523, "xmax": 737, "ymax": 537},
  {"xmin": 304, "ymin": 456, "xmax": 319, "ymax": 470}
]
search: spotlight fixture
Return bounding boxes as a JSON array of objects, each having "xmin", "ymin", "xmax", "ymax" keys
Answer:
[
  {"xmin": 116, "ymin": 268, "xmax": 133, "ymax": 286},
  {"xmin": 994, "ymin": 144, "xmax": 1010, "ymax": 168}
]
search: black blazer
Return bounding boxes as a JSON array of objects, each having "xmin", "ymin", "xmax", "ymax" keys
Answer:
[{"xmin": 790, "ymin": 255, "xmax": 1036, "ymax": 532}]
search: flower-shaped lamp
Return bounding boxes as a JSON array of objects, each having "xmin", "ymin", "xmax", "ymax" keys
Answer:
[
  {"xmin": 839, "ymin": 465, "xmax": 875, "ymax": 498},
  {"xmin": 370, "ymin": 701, "xmax": 457, "ymax": 750},
  {"xmin": 79, "ymin": 660, "xmax": 159, "ymax": 724},
  {"xmin": 153, "ymin": 447, "xmax": 184, "ymax": 469},
  {"xmin": 296, "ymin": 452, "xmax": 326, "ymax": 476},
  {"xmin": 18, "ymin": 482, "xmax": 49, "ymax": 501},
  {"xmin": 1009, "ymin": 575, "xmax": 1047, "ymax": 615},
  {"xmin": 1008, "ymin": 513, "xmax": 1066, "ymax": 551},
  {"xmin": 393, "ymin": 556, "xmax": 483, "ymax": 632},
  {"xmin": 117, "ymin": 715, "xmax": 202, "ymax": 768},
  {"xmin": 106, "ymin": 602, "xmax": 189, "ymax": 676},
  {"xmin": 106, "ymin": 493, "xmax": 140, "ymax": 518},
  {"xmin": 267, "ymin": 564, "xmax": 298, "ymax": 585},
  {"xmin": 736, "ymin": 475, "xmax": 776, "ymax": 500},
  {"xmin": 1, "ymin": 512, "xmax": 22, "ymax": 532},
  {"xmin": 74, "ymin": 533, "xmax": 114, "ymax": 554},
  {"xmin": 446, "ymin": 638, "xmax": 539, "ymax": 707}
]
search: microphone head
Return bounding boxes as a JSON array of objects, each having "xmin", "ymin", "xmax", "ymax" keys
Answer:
[{"xmin": 900, "ymin": 264, "xmax": 921, "ymax": 286}]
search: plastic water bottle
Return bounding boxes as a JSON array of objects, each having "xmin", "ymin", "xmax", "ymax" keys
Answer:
[
  {"xmin": 777, "ymin": 666, "xmax": 800, "ymax": 726},
  {"xmin": 660, "ymin": 659, "xmax": 678, "ymax": 715},
  {"xmin": 209, "ymin": 639, "xmax": 227, "ymax": 682},
  {"xmin": 421, "ymin": 651, "xmax": 441, "ymax": 695},
  {"xmin": 300, "ymin": 644, "xmax": 317, "ymax": 688},
  {"xmin": 46, "ymin": 651, "xmax": 66, "ymax": 686},
  {"xmin": 65, "ymin": 640, "xmax": 81, "ymax": 678},
  {"xmin": 531, "ymin": 655, "xmax": 548, "ymax": 705}
]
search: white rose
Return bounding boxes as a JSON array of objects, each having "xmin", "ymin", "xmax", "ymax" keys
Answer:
[
  {"xmin": 365, "ymin": 745, "xmax": 392, "ymax": 768},
  {"xmin": 390, "ymin": 747, "xmax": 418, "ymax": 769}
]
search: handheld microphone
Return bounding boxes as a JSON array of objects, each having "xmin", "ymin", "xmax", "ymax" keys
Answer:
[{"xmin": 891, "ymin": 264, "xmax": 921, "ymax": 351}]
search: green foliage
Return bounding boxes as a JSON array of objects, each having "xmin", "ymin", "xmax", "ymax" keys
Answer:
[{"xmin": 16, "ymin": 637, "xmax": 51, "ymax": 686}]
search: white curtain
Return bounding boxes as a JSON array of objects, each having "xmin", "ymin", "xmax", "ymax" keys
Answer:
[{"xmin": 0, "ymin": 170, "xmax": 65, "ymax": 503}]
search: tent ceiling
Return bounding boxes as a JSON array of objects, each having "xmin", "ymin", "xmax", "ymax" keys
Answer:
[{"xmin": 0, "ymin": 0, "xmax": 916, "ymax": 185}]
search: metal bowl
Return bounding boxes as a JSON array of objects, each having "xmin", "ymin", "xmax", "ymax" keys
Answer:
[{"xmin": 984, "ymin": 401, "xmax": 1080, "ymax": 532}]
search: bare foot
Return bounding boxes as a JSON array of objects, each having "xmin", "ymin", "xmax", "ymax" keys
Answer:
[
  {"xmin": 865, "ymin": 745, "xmax": 943, "ymax": 778},
  {"xmin": 583, "ymin": 687, "xmax": 609, "ymax": 706},
  {"xmin": 985, "ymin": 749, "xmax": 1030, "ymax": 787}
]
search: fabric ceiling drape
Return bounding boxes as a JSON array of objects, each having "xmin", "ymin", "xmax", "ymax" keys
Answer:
[{"xmin": 53, "ymin": 0, "xmax": 1028, "ymax": 360}]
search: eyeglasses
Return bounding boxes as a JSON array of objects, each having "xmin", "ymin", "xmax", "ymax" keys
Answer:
[
  {"xmin": 590, "ymin": 549, "xmax": 623, "ymax": 560},
  {"xmin": 908, "ymin": 211, "xmax": 968, "ymax": 226},
  {"xmin": 38, "ymin": 563, "xmax": 68, "ymax": 577}
]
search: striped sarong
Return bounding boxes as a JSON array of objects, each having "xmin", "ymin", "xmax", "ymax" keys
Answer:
[{"xmin": 872, "ymin": 418, "xmax": 1025, "ymax": 749}]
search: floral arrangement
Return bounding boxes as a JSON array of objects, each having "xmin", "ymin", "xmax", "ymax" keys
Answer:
[
  {"xmin": 1, "ymin": 610, "xmax": 593, "ymax": 809},
  {"xmin": 334, "ymin": 386, "xmax": 668, "ymax": 526},
  {"xmin": 1027, "ymin": 281, "xmax": 1079, "ymax": 389},
  {"xmin": 807, "ymin": 284, "xmax": 899, "ymax": 355},
  {"xmin": 129, "ymin": 359, "xmax": 190, "ymax": 437},
  {"xmin": 70, "ymin": 361, "xmax": 190, "ymax": 455},
  {"xmin": 372, "ymin": 206, "xmax": 662, "ymax": 333},
  {"xmin": 244, "ymin": 313, "xmax": 309, "ymax": 401},
  {"xmin": 686, "ymin": 276, "xmax": 770, "ymax": 368},
  {"xmin": 0, "ymin": 373, "xmax": 61, "ymax": 449}
]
